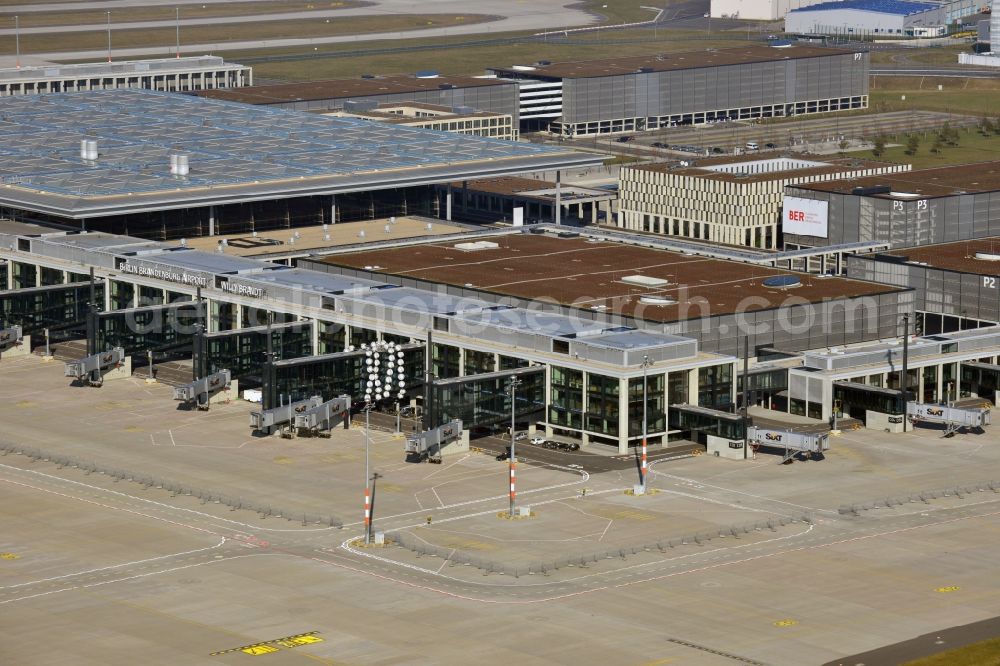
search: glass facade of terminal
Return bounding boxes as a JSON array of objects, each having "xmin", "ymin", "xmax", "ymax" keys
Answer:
[
  {"xmin": 627, "ymin": 374, "xmax": 665, "ymax": 438},
  {"xmin": 95, "ymin": 302, "xmax": 203, "ymax": 358},
  {"xmin": 549, "ymin": 366, "xmax": 584, "ymax": 431},
  {"xmin": 0, "ymin": 282, "xmax": 101, "ymax": 334},
  {"xmin": 199, "ymin": 322, "xmax": 312, "ymax": 387},
  {"xmin": 434, "ymin": 368, "xmax": 545, "ymax": 432}
]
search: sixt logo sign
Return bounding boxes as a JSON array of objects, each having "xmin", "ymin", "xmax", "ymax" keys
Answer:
[
  {"xmin": 764, "ymin": 432, "xmax": 783, "ymax": 442},
  {"xmin": 927, "ymin": 407, "xmax": 944, "ymax": 417}
]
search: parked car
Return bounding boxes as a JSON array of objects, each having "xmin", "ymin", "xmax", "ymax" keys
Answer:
[
  {"xmin": 513, "ymin": 431, "xmax": 527, "ymax": 441},
  {"xmin": 764, "ymin": 142, "xmax": 777, "ymax": 149},
  {"xmin": 529, "ymin": 435, "xmax": 546, "ymax": 445}
]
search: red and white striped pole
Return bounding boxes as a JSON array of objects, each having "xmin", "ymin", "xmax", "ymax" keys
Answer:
[
  {"xmin": 363, "ymin": 486, "xmax": 371, "ymax": 544},
  {"xmin": 509, "ymin": 460, "xmax": 516, "ymax": 516},
  {"xmin": 641, "ymin": 437, "xmax": 647, "ymax": 488}
]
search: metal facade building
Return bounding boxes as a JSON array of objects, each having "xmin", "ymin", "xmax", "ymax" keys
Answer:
[
  {"xmin": 847, "ymin": 239, "xmax": 1000, "ymax": 332},
  {"xmin": 0, "ymin": 56, "xmax": 251, "ymax": 96},
  {"xmin": 487, "ymin": 45, "xmax": 869, "ymax": 136},
  {"xmin": 783, "ymin": 163, "xmax": 1000, "ymax": 250}
]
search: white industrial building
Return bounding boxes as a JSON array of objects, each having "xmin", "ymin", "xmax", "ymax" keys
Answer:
[
  {"xmin": 785, "ymin": 0, "xmax": 948, "ymax": 37},
  {"xmin": 0, "ymin": 56, "xmax": 251, "ymax": 97},
  {"xmin": 712, "ymin": 0, "xmax": 830, "ymax": 21}
]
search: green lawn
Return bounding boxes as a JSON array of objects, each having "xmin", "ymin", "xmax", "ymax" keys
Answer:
[
  {"xmin": 864, "ymin": 124, "xmax": 1000, "ymax": 168},
  {"xmin": 902, "ymin": 637, "xmax": 1000, "ymax": 666},
  {"xmin": 246, "ymin": 31, "xmax": 749, "ymax": 81}
]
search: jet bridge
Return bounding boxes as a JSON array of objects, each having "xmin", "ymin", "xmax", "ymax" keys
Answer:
[
  {"xmin": 907, "ymin": 402, "xmax": 991, "ymax": 437},
  {"xmin": 0, "ymin": 325, "xmax": 27, "ymax": 359},
  {"xmin": 405, "ymin": 419, "xmax": 465, "ymax": 462},
  {"xmin": 292, "ymin": 395, "xmax": 351, "ymax": 436},
  {"xmin": 64, "ymin": 347, "xmax": 129, "ymax": 386},
  {"xmin": 747, "ymin": 425, "xmax": 830, "ymax": 463},
  {"xmin": 173, "ymin": 370, "xmax": 234, "ymax": 410},
  {"xmin": 250, "ymin": 395, "xmax": 323, "ymax": 436}
]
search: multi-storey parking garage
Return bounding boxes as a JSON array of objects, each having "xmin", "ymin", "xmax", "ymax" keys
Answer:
[{"xmin": 487, "ymin": 45, "xmax": 869, "ymax": 136}]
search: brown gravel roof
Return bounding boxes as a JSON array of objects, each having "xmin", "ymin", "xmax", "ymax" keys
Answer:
[{"xmin": 321, "ymin": 234, "xmax": 900, "ymax": 323}]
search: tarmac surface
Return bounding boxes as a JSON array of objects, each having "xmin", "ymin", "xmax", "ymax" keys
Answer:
[
  {"xmin": 7, "ymin": 0, "xmax": 600, "ymax": 61},
  {"xmin": 3, "ymin": 354, "xmax": 1000, "ymax": 664}
]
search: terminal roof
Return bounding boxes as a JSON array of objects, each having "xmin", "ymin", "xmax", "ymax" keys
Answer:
[
  {"xmin": 320, "ymin": 232, "xmax": 903, "ymax": 323},
  {"xmin": 885, "ymin": 237, "xmax": 1000, "ymax": 275},
  {"xmin": 791, "ymin": 162, "xmax": 1000, "ymax": 198},
  {"xmin": 198, "ymin": 75, "xmax": 511, "ymax": 106},
  {"xmin": 789, "ymin": 0, "xmax": 940, "ymax": 14},
  {"xmin": 0, "ymin": 89, "xmax": 601, "ymax": 219}
]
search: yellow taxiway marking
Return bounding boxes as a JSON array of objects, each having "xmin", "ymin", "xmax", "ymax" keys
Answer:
[
  {"xmin": 0, "ymin": 552, "xmax": 19, "ymax": 560},
  {"xmin": 936, "ymin": 586, "xmax": 960, "ymax": 593},
  {"xmin": 211, "ymin": 631, "xmax": 324, "ymax": 657},
  {"xmin": 774, "ymin": 619, "xmax": 799, "ymax": 627}
]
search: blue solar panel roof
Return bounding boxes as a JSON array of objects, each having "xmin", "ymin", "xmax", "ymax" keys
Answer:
[
  {"xmin": 0, "ymin": 89, "xmax": 602, "ymax": 218},
  {"xmin": 789, "ymin": 0, "xmax": 939, "ymax": 14}
]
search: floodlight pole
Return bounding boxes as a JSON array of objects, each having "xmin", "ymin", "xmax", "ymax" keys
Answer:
[
  {"xmin": 901, "ymin": 313, "xmax": 910, "ymax": 433},
  {"xmin": 364, "ymin": 403, "xmax": 372, "ymax": 543},
  {"xmin": 14, "ymin": 16, "xmax": 20, "ymax": 69},
  {"xmin": 361, "ymin": 340, "xmax": 406, "ymax": 543},
  {"xmin": 641, "ymin": 355, "xmax": 652, "ymax": 491},
  {"xmin": 175, "ymin": 7, "xmax": 181, "ymax": 58},
  {"xmin": 508, "ymin": 375, "xmax": 522, "ymax": 517},
  {"xmin": 106, "ymin": 12, "xmax": 112, "ymax": 63}
]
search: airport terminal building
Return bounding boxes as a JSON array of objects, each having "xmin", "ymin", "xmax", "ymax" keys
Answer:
[{"xmin": 0, "ymin": 87, "xmax": 995, "ymax": 446}]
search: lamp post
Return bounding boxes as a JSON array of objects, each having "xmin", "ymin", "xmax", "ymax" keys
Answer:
[
  {"xmin": 14, "ymin": 16, "xmax": 20, "ymax": 70},
  {"xmin": 508, "ymin": 375, "xmax": 522, "ymax": 517},
  {"xmin": 640, "ymin": 355, "xmax": 653, "ymax": 492},
  {"xmin": 361, "ymin": 340, "xmax": 407, "ymax": 543},
  {"xmin": 175, "ymin": 7, "xmax": 181, "ymax": 59},
  {"xmin": 106, "ymin": 11, "xmax": 112, "ymax": 63}
]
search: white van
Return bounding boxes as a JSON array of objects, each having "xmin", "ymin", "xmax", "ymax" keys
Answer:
[{"xmin": 745, "ymin": 142, "xmax": 759, "ymax": 151}]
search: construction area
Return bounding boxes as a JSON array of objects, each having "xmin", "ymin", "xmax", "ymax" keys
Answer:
[{"xmin": 2, "ymin": 351, "xmax": 1000, "ymax": 665}]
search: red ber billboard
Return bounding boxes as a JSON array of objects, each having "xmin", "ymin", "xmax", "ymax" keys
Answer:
[{"xmin": 782, "ymin": 196, "xmax": 828, "ymax": 238}]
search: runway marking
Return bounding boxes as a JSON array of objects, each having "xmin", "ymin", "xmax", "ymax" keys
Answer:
[
  {"xmin": 936, "ymin": 586, "xmax": 960, "ymax": 593},
  {"xmin": 210, "ymin": 631, "xmax": 324, "ymax": 657},
  {"xmin": 773, "ymin": 619, "xmax": 798, "ymax": 627},
  {"xmin": 0, "ymin": 552, "xmax": 19, "ymax": 560}
]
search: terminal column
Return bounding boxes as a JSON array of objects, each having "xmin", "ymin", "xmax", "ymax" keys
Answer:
[
  {"xmin": 208, "ymin": 206, "xmax": 216, "ymax": 237},
  {"xmin": 330, "ymin": 195, "xmax": 337, "ymax": 225},
  {"xmin": 445, "ymin": 185, "xmax": 453, "ymax": 222},
  {"xmin": 555, "ymin": 171, "xmax": 562, "ymax": 226}
]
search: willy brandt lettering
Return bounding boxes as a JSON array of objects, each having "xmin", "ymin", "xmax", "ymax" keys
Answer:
[
  {"xmin": 117, "ymin": 260, "xmax": 209, "ymax": 287},
  {"xmin": 219, "ymin": 281, "xmax": 266, "ymax": 298}
]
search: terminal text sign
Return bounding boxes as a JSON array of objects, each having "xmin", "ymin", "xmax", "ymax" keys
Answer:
[{"xmin": 783, "ymin": 196, "xmax": 829, "ymax": 238}]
